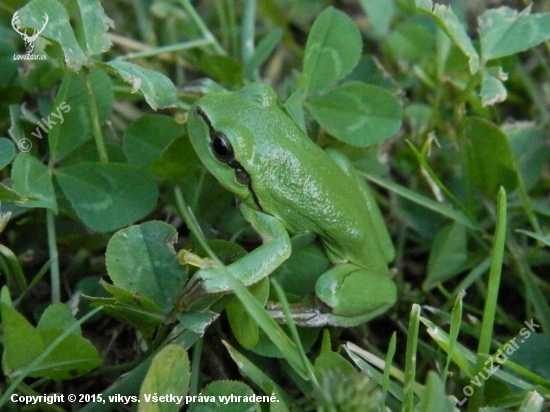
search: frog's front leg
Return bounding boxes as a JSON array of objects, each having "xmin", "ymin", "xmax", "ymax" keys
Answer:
[
  {"xmin": 178, "ymin": 204, "xmax": 291, "ymax": 307},
  {"xmin": 268, "ymin": 264, "xmax": 397, "ymax": 327}
]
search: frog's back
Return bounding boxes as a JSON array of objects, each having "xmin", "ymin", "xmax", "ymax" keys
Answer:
[{"xmin": 238, "ymin": 99, "xmax": 388, "ymax": 273}]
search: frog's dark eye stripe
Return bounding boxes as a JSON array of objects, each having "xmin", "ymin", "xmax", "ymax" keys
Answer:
[
  {"xmin": 195, "ymin": 106, "xmax": 251, "ymax": 184},
  {"xmin": 211, "ymin": 131, "xmax": 234, "ymax": 162},
  {"xmin": 194, "ymin": 105, "xmax": 261, "ymax": 210},
  {"xmin": 195, "ymin": 107, "xmax": 213, "ymax": 131},
  {"xmin": 196, "ymin": 107, "xmax": 234, "ymax": 162}
]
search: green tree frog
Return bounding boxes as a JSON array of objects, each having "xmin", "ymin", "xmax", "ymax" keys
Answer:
[{"xmin": 182, "ymin": 82, "xmax": 397, "ymax": 327}]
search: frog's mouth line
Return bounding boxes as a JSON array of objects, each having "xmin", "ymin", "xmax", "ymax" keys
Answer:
[{"xmin": 195, "ymin": 106, "xmax": 264, "ymax": 212}]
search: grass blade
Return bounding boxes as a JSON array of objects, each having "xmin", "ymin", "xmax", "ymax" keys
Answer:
[
  {"xmin": 403, "ymin": 304, "xmax": 421, "ymax": 411},
  {"xmin": 365, "ymin": 174, "xmax": 478, "ymax": 231},
  {"xmin": 477, "ymin": 188, "xmax": 507, "ymax": 356}
]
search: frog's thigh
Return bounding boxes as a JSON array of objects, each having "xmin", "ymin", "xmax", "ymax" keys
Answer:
[{"xmin": 316, "ymin": 263, "xmax": 396, "ymax": 318}]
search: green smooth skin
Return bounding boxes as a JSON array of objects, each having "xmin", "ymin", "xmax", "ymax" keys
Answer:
[{"xmin": 183, "ymin": 82, "xmax": 397, "ymax": 327}]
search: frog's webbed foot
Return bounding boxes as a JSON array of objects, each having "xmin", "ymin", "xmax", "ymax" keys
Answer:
[
  {"xmin": 265, "ymin": 301, "xmax": 392, "ymax": 327},
  {"xmin": 266, "ymin": 302, "xmax": 332, "ymax": 327},
  {"xmin": 176, "ymin": 273, "xmax": 210, "ymax": 310},
  {"xmin": 174, "ymin": 250, "xmax": 220, "ymax": 310}
]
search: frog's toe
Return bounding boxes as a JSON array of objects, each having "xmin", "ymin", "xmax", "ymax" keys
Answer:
[
  {"xmin": 266, "ymin": 303, "xmax": 331, "ymax": 327},
  {"xmin": 266, "ymin": 302, "xmax": 393, "ymax": 327}
]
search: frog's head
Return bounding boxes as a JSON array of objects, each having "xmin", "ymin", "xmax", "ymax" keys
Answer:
[{"xmin": 187, "ymin": 83, "xmax": 278, "ymax": 209}]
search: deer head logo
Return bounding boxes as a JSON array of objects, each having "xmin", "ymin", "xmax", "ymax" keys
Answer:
[{"xmin": 11, "ymin": 12, "xmax": 49, "ymax": 54}]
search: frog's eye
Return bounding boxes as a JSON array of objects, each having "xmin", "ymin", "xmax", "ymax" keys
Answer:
[{"xmin": 211, "ymin": 131, "xmax": 234, "ymax": 163}]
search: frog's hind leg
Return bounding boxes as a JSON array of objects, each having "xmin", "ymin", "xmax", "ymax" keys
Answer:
[
  {"xmin": 316, "ymin": 263, "xmax": 396, "ymax": 326},
  {"xmin": 267, "ymin": 263, "xmax": 396, "ymax": 327}
]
